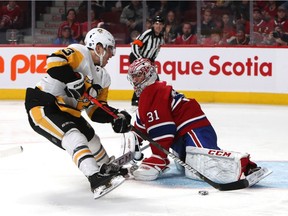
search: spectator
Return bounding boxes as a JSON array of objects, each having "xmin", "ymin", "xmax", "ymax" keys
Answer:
[
  {"xmin": 233, "ymin": 11, "xmax": 250, "ymax": 36},
  {"xmin": 228, "ymin": 26, "xmax": 250, "ymax": 45},
  {"xmin": 267, "ymin": 6, "xmax": 288, "ymax": 34},
  {"xmin": 220, "ymin": 13, "xmax": 236, "ymax": 43},
  {"xmin": 81, "ymin": 6, "xmax": 102, "ymax": 39},
  {"xmin": 77, "ymin": 1, "xmax": 104, "ymax": 23},
  {"xmin": 0, "ymin": 1, "xmax": 22, "ymax": 30},
  {"xmin": 201, "ymin": 8, "xmax": 217, "ymax": 38},
  {"xmin": 53, "ymin": 26, "xmax": 78, "ymax": 45},
  {"xmin": 174, "ymin": 22, "xmax": 197, "ymax": 45},
  {"xmin": 120, "ymin": 0, "xmax": 147, "ymax": 33},
  {"xmin": 252, "ymin": 7, "xmax": 269, "ymax": 45},
  {"xmin": 231, "ymin": 1, "xmax": 250, "ymax": 26},
  {"xmin": 163, "ymin": 10, "xmax": 180, "ymax": 44},
  {"xmin": 103, "ymin": 1, "xmax": 129, "ymax": 12},
  {"xmin": 145, "ymin": 18, "xmax": 153, "ymax": 30},
  {"xmin": 272, "ymin": 31, "xmax": 288, "ymax": 46},
  {"xmin": 265, "ymin": 25, "xmax": 287, "ymax": 45},
  {"xmin": 57, "ymin": 9, "xmax": 81, "ymax": 42},
  {"xmin": 202, "ymin": 28, "xmax": 227, "ymax": 45},
  {"xmin": 148, "ymin": 0, "xmax": 174, "ymax": 18},
  {"xmin": 262, "ymin": 0, "xmax": 278, "ymax": 22}
]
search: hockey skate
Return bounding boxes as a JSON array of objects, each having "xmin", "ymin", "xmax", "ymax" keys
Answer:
[{"xmin": 88, "ymin": 163, "xmax": 126, "ymax": 199}]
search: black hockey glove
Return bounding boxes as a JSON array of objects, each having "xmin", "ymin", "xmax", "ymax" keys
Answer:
[
  {"xmin": 87, "ymin": 84, "xmax": 102, "ymax": 98},
  {"xmin": 112, "ymin": 111, "xmax": 132, "ymax": 133},
  {"xmin": 65, "ymin": 72, "xmax": 85, "ymax": 99}
]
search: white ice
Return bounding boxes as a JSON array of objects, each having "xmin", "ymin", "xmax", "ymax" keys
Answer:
[{"xmin": 0, "ymin": 100, "xmax": 287, "ymax": 216}]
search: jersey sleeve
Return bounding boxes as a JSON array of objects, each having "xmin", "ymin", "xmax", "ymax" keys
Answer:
[
  {"xmin": 131, "ymin": 29, "xmax": 151, "ymax": 59},
  {"xmin": 46, "ymin": 47, "xmax": 84, "ymax": 83}
]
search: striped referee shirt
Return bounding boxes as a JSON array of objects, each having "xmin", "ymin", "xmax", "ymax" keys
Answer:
[{"xmin": 130, "ymin": 28, "xmax": 165, "ymax": 62}]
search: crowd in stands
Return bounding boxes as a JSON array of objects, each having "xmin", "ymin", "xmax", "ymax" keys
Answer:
[
  {"xmin": 0, "ymin": 1, "xmax": 25, "ymax": 43},
  {"xmin": 2, "ymin": 1, "xmax": 288, "ymax": 46}
]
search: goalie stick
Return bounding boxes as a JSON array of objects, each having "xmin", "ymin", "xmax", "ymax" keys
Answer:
[
  {"xmin": 84, "ymin": 93, "xmax": 249, "ymax": 191},
  {"xmin": 114, "ymin": 143, "xmax": 150, "ymax": 166},
  {"xmin": 0, "ymin": 146, "xmax": 23, "ymax": 158}
]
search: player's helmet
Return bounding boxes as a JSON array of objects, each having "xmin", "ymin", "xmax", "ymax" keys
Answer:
[
  {"xmin": 127, "ymin": 58, "xmax": 158, "ymax": 97},
  {"xmin": 84, "ymin": 28, "xmax": 116, "ymax": 66}
]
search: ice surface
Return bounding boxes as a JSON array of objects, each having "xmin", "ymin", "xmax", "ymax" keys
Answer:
[{"xmin": 0, "ymin": 101, "xmax": 287, "ymax": 216}]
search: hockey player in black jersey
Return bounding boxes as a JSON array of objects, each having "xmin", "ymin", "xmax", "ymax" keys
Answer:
[{"xmin": 24, "ymin": 28, "xmax": 131, "ymax": 198}]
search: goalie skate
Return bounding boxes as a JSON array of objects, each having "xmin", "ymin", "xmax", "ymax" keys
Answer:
[
  {"xmin": 93, "ymin": 175, "xmax": 125, "ymax": 199},
  {"xmin": 246, "ymin": 167, "xmax": 272, "ymax": 187}
]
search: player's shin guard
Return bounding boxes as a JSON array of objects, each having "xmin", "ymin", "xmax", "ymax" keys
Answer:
[
  {"xmin": 185, "ymin": 146, "xmax": 250, "ymax": 183},
  {"xmin": 62, "ymin": 128, "xmax": 99, "ymax": 176},
  {"xmin": 87, "ymin": 134, "xmax": 109, "ymax": 164}
]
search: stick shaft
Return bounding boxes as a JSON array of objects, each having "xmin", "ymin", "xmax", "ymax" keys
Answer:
[{"xmin": 0, "ymin": 146, "xmax": 23, "ymax": 158}]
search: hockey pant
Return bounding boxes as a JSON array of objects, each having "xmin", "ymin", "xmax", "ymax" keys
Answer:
[{"xmin": 25, "ymin": 88, "xmax": 110, "ymax": 176}]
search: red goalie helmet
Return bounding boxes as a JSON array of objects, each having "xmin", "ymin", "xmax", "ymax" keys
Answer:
[{"xmin": 127, "ymin": 58, "xmax": 158, "ymax": 96}]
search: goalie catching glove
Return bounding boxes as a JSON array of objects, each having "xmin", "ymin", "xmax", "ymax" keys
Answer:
[{"xmin": 112, "ymin": 110, "xmax": 132, "ymax": 133}]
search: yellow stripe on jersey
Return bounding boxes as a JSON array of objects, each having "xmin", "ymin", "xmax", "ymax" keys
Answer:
[
  {"xmin": 29, "ymin": 106, "xmax": 64, "ymax": 140},
  {"xmin": 46, "ymin": 47, "xmax": 84, "ymax": 71},
  {"xmin": 56, "ymin": 96, "xmax": 82, "ymax": 118},
  {"xmin": 87, "ymin": 87, "xmax": 109, "ymax": 119},
  {"xmin": 46, "ymin": 55, "xmax": 69, "ymax": 69},
  {"xmin": 97, "ymin": 87, "xmax": 109, "ymax": 102}
]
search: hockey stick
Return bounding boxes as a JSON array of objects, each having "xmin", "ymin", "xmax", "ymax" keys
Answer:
[
  {"xmin": 115, "ymin": 143, "xmax": 150, "ymax": 166},
  {"xmin": 0, "ymin": 146, "xmax": 23, "ymax": 158},
  {"xmin": 85, "ymin": 94, "xmax": 249, "ymax": 191}
]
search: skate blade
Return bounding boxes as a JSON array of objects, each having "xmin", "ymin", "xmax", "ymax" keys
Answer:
[
  {"xmin": 246, "ymin": 167, "xmax": 272, "ymax": 187},
  {"xmin": 93, "ymin": 175, "xmax": 125, "ymax": 199}
]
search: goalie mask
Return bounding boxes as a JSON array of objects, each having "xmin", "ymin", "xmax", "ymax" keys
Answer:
[
  {"xmin": 127, "ymin": 58, "xmax": 158, "ymax": 97},
  {"xmin": 84, "ymin": 28, "xmax": 116, "ymax": 66}
]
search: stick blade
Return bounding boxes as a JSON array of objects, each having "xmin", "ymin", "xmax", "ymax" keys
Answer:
[{"xmin": 218, "ymin": 179, "xmax": 249, "ymax": 191}]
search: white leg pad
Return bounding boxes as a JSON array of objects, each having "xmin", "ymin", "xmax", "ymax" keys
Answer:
[
  {"xmin": 133, "ymin": 164, "xmax": 162, "ymax": 181},
  {"xmin": 133, "ymin": 155, "xmax": 170, "ymax": 181},
  {"xmin": 185, "ymin": 146, "xmax": 248, "ymax": 183},
  {"xmin": 62, "ymin": 129, "xmax": 99, "ymax": 176}
]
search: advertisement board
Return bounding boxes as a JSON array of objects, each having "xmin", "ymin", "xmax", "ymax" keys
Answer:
[{"xmin": 0, "ymin": 46, "xmax": 287, "ymax": 104}]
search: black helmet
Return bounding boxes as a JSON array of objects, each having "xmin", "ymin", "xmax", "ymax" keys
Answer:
[{"xmin": 153, "ymin": 15, "xmax": 164, "ymax": 24}]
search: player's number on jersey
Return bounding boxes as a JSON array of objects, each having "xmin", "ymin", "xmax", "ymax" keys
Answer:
[
  {"xmin": 147, "ymin": 110, "xmax": 160, "ymax": 122},
  {"xmin": 61, "ymin": 48, "xmax": 75, "ymax": 56}
]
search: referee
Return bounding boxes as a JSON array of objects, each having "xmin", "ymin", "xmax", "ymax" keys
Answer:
[{"xmin": 129, "ymin": 15, "xmax": 165, "ymax": 106}]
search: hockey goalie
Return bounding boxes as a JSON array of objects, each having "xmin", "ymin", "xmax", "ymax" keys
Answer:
[{"xmin": 123, "ymin": 58, "xmax": 272, "ymax": 186}]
